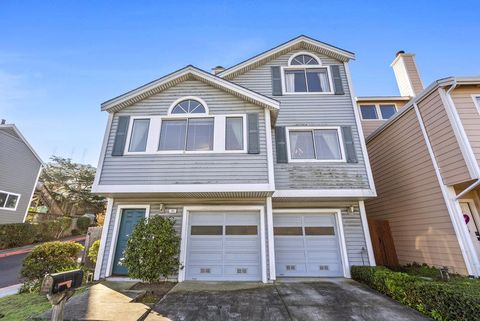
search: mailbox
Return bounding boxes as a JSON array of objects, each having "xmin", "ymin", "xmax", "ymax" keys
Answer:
[{"xmin": 40, "ymin": 269, "xmax": 84, "ymax": 295}]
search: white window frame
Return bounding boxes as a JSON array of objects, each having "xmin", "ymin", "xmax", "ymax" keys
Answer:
[
  {"xmin": 0, "ymin": 190, "xmax": 21, "ymax": 211},
  {"xmin": 359, "ymin": 104, "xmax": 398, "ymax": 121},
  {"xmin": 471, "ymin": 94, "xmax": 480, "ymax": 115},
  {"xmin": 168, "ymin": 96, "xmax": 209, "ymax": 115},
  {"xmin": 281, "ymin": 52, "xmax": 334, "ymax": 95},
  {"xmin": 285, "ymin": 126, "xmax": 346, "ymax": 163}
]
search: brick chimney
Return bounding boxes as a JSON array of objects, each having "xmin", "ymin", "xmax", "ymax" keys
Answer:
[{"xmin": 390, "ymin": 51, "xmax": 423, "ymax": 97}]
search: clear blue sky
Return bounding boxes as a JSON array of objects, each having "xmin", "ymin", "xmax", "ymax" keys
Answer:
[{"xmin": 1, "ymin": 1, "xmax": 479, "ymax": 166}]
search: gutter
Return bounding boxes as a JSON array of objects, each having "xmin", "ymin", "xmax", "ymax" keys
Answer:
[{"xmin": 455, "ymin": 179, "xmax": 480, "ymax": 200}]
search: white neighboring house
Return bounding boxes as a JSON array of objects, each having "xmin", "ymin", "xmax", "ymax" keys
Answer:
[
  {"xmin": 0, "ymin": 121, "xmax": 43, "ymax": 224},
  {"xmin": 93, "ymin": 35, "xmax": 377, "ymax": 282}
]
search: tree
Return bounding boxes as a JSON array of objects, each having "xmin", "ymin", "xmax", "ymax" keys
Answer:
[
  {"xmin": 123, "ymin": 216, "xmax": 181, "ymax": 283},
  {"xmin": 40, "ymin": 156, "xmax": 105, "ymax": 215}
]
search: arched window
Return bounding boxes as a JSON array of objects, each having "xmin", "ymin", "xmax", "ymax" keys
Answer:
[
  {"xmin": 290, "ymin": 54, "xmax": 319, "ymax": 65},
  {"xmin": 284, "ymin": 52, "xmax": 331, "ymax": 93},
  {"xmin": 171, "ymin": 99, "xmax": 206, "ymax": 114}
]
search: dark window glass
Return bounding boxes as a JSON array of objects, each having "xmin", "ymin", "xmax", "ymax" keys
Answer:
[
  {"xmin": 225, "ymin": 117, "xmax": 243, "ymax": 150},
  {"xmin": 190, "ymin": 226, "xmax": 223, "ymax": 235},
  {"xmin": 360, "ymin": 105, "xmax": 378, "ymax": 119},
  {"xmin": 172, "ymin": 99, "xmax": 206, "ymax": 114},
  {"xmin": 305, "ymin": 226, "xmax": 335, "ymax": 235},
  {"xmin": 159, "ymin": 120, "xmax": 187, "ymax": 150},
  {"xmin": 4, "ymin": 195, "xmax": 18, "ymax": 209},
  {"xmin": 274, "ymin": 227, "xmax": 303, "ymax": 235},
  {"xmin": 225, "ymin": 225, "xmax": 258, "ymax": 235},
  {"xmin": 0, "ymin": 193, "xmax": 7, "ymax": 207},
  {"xmin": 291, "ymin": 54, "xmax": 319, "ymax": 65},
  {"xmin": 380, "ymin": 104, "xmax": 396, "ymax": 119},
  {"xmin": 306, "ymin": 68, "xmax": 330, "ymax": 92},
  {"xmin": 285, "ymin": 70, "xmax": 307, "ymax": 92},
  {"xmin": 186, "ymin": 118, "xmax": 214, "ymax": 151}
]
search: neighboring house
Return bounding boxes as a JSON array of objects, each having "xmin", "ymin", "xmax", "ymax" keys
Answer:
[
  {"xmin": 93, "ymin": 35, "xmax": 377, "ymax": 282},
  {"xmin": 363, "ymin": 52, "xmax": 480, "ymax": 276},
  {"xmin": 0, "ymin": 121, "xmax": 43, "ymax": 224}
]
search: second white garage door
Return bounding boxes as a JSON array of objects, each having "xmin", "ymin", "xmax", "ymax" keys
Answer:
[
  {"xmin": 186, "ymin": 211, "xmax": 261, "ymax": 281},
  {"xmin": 274, "ymin": 213, "xmax": 344, "ymax": 277}
]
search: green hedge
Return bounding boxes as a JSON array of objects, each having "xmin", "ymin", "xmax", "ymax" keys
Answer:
[{"xmin": 351, "ymin": 266, "xmax": 480, "ymax": 321}]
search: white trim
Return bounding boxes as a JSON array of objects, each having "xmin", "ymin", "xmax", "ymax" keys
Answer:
[
  {"xmin": 273, "ymin": 189, "xmax": 376, "ymax": 198},
  {"xmin": 264, "ymin": 110, "xmax": 275, "ymax": 188},
  {"xmin": 272, "ymin": 208, "xmax": 350, "ymax": 278},
  {"xmin": 471, "ymin": 94, "xmax": 480, "ymax": 115},
  {"xmin": 94, "ymin": 198, "xmax": 113, "ymax": 280},
  {"xmin": 285, "ymin": 126, "xmax": 346, "ymax": 163},
  {"xmin": 178, "ymin": 205, "xmax": 268, "ymax": 283},
  {"xmin": 92, "ymin": 183, "xmax": 273, "ymax": 194},
  {"xmin": 344, "ymin": 62, "xmax": 376, "ymax": 195},
  {"xmin": 105, "ymin": 204, "xmax": 150, "ymax": 277},
  {"xmin": 358, "ymin": 201, "xmax": 375, "ymax": 266},
  {"xmin": 0, "ymin": 190, "xmax": 21, "ymax": 211},
  {"xmin": 93, "ymin": 113, "xmax": 113, "ymax": 187},
  {"xmin": 280, "ymin": 65, "xmax": 334, "ymax": 95},
  {"xmin": 265, "ymin": 197, "xmax": 276, "ymax": 280},
  {"xmin": 168, "ymin": 96, "xmax": 209, "ymax": 115},
  {"xmin": 358, "ymin": 103, "xmax": 398, "ymax": 121},
  {"xmin": 23, "ymin": 166, "xmax": 42, "ymax": 222},
  {"xmin": 413, "ymin": 102, "xmax": 480, "ymax": 276},
  {"xmin": 287, "ymin": 51, "xmax": 323, "ymax": 66}
]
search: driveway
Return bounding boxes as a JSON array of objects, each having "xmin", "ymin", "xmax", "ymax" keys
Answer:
[{"xmin": 147, "ymin": 279, "xmax": 431, "ymax": 321}]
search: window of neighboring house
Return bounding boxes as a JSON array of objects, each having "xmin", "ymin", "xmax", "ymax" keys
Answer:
[
  {"xmin": 360, "ymin": 104, "xmax": 398, "ymax": 120},
  {"xmin": 128, "ymin": 119, "xmax": 150, "ymax": 152},
  {"xmin": 360, "ymin": 105, "xmax": 378, "ymax": 119},
  {"xmin": 225, "ymin": 117, "xmax": 244, "ymax": 150},
  {"xmin": 0, "ymin": 191, "xmax": 20, "ymax": 210},
  {"xmin": 474, "ymin": 95, "xmax": 480, "ymax": 114},
  {"xmin": 288, "ymin": 128, "xmax": 344, "ymax": 161},
  {"xmin": 284, "ymin": 53, "xmax": 331, "ymax": 93},
  {"xmin": 379, "ymin": 104, "xmax": 397, "ymax": 119}
]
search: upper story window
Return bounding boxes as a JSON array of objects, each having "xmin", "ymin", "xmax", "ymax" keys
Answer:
[
  {"xmin": 283, "ymin": 52, "xmax": 332, "ymax": 94},
  {"xmin": 171, "ymin": 99, "xmax": 206, "ymax": 114},
  {"xmin": 286, "ymin": 127, "xmax": 345, "ymax": 162},
  {"xmin": 360, "ymin": 104, "xmax": 397, "ymax": 120},
  {"xmin": 473, "ymin": 95, "xmax": 480, "ymax": 114},
  {"xmin": 0, "ymin": 190, "xmax": 20, "ymax": 211}
]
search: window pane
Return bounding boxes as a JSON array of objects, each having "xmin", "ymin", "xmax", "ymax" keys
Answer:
[
  {"xmin": 306, "ymin": 68, "xmax": 330, "ymax": 92},
  {"xmin": 0, "ymin": 193, "xmax": 7, "ymax": 207},
  {"xmin": 285, "ymin": 70, "xmax": 307, "ymax": 92},
  {"xmin": 186, "ymin": 118, "xmax": 214, "ymax": 151},
  {"xmin": 191, "ymin": 225, "xmax": 223, "ymax": 235},
  {"xmin": 159, "ymin": 120, "xmax": 187, "ymax": 150},
  {"xmin": 360, "ymin": 105, "xmax": 378, "ymax": 119},
  {"xmin": 171, "ymin": 100, "xmax": 206, "ymax": 114},
  {"xmin": 226, "ymin": 117, "xmax": 243, "ymax": 150},
  {"xmin": 314, "ymin": 129, "xmax": 342, "ymax": 160},
  {"xmin": 5, "ymin": 194, "xmax": 18, "ymax": 209},
  {"xmin": 289, "ymin": 131, "xmax": 315, "ymax": 159},
  {"xmin": 291, "ymin": 54, "xmax": 319, "ymax": 65},
  {"xmin": 274, "ymin": 227, "xmax": 303, "ymax": 235},
  {"xmin": 305, "ymin": 226, "xmax": 335, "ymax": 235},
  {"xmin": 380, "ymin": 105, "xmax": 396, "ymax": 119},
  {"xmin": 225, "ymin": 225, "xmax": 258, "ymax": 235},
  {"xmin": 128, "ymin": 119, "xmax": 150, "ymax": 152}
]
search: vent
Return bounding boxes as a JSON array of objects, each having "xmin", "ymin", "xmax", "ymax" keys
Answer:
[
  {"xmin": 236, "ymin": 268, "xmax": 248, "ymax": 274},
  {"xmin": 319, "ymin": 265, "xmax": 329, "ymax": 271},
  {"xmin": 200, "ymin": 268, "xmax": 211, "ymax": 274},
  {"xmin": 286, "ymin": 265, "xmax": 296, "ymax": 271}
]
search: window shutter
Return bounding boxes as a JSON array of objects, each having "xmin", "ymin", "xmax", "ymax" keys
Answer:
[
  {"xmin": 271, "ymin": 66, "xmax": 282, "ymax": 96},
  {"xmin": 247, "ymin": 113, "xmax": 260, "ymax": 154},
  {"xmin": 112, "ymin": 115, "xmax": 130, "ymax": 156},
  {"xmin": 275, "ymin": 126, "xmax": 288, "ymax": 163},
  {"xmin": 331, "ymin": 65, "xmax": 344, "ymax": 95},
  {"xmin": 341, "ymin": 126, "xmax": 357, "ymax": 163}
]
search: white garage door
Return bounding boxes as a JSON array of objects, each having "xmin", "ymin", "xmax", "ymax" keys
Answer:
[
  {"xmin": 274, "ymin": 213, "xmax": 343, "ymax": 277},
  {"xmin": 186, "ymin": 211, "xmax": 261, "ymax": 281}
]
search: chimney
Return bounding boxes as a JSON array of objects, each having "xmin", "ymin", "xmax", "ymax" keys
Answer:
[
  {"xmin": 212, "ymin": 66, "xmax": 225, "ymax": 75},
  {"xmin": 390, "ymin": 51, "xmax": 423, "ymax": 97},
  {"xmin": 1, "ymin": 119, "xmax": 5, "ymax": 125}
]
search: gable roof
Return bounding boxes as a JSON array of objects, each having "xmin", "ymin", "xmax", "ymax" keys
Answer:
[
  {"xmin": 218, "ymin": 35, "xmax": 356, "ymax": 79},
  {"xmin": 0, "ymin": 124, "xmax": 43, "ymax": 164},
  {"xmin": 101, "ymin": 65, "xmax": 280, "ymax": 113}
]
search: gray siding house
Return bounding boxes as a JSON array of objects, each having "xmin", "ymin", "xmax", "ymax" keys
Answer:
[
  {"xmin": 0, "ymin": 122, "xmax": 43, "ymax": 224},
  {"xmin": 93, "ymin": 36, "xmax": 377, "ymax": 282}
]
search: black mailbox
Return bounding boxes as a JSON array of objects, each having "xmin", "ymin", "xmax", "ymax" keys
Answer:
[{"xmin": 40, "ymin": 269, "xmax": 84, "ymax": 295}]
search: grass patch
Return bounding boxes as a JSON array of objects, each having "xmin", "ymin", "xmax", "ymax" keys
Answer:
[{"xmin": 0, "ymin": 292, "xmax": 50, "ymax": 321}]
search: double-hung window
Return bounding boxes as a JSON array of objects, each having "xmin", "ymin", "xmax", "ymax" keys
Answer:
[
  {"xmin": 0, "ymin": 191, "xmax": 20, "ymax": 210},
  {"xmin": 360, "ymin": 104, "xmax": 397, "ymax": 120},
  {"xmin": 283, "ymin": 53, "xmax": 332, "ymax": 94},
  {"xmin": 287, "ymin": 127, "xmax": 344, "ymax": 162}
]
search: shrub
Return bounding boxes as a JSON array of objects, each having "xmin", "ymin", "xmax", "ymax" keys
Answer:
[
  {"xmin": 21, "ymin": 241, "xmax": 84, "ymax": 291},
  {"xmin": 351, "ymin": 266, "xmax": 480, "ymax": 321},
  {"xmin": 88, "ymin": 240, "xmax": 101, "ymax": 265},
  {"xmin": 0, "ymin": 223, "xmax": 36, "ymax": 249},
  {"xmin": 76, "ymin": 217, "xmax": 91, "ymax": 233},
  {"xmin": 70, "ymin": 228, "xmax": 80, "ymax": 236},
  {"xmin": 123, "ymin": 215, "xmax": 180, "ymax": 283}
]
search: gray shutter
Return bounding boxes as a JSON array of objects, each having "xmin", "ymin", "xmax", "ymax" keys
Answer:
[
  {"xmin": 271, "ymin": 66, "xmax": 282, "ymax": 96},
  {"xmin": 112, "ymin": 116, "xmax": 130, "ymax": 156},
  {"xmin": 247, "ymin": 113, "xmax": 260, "ymax": 154},
  {"xmin": 341, "ymin": 126, "xmax": 357, "ymax": 163},
  {"xmin": 275, "ymin": 126, "xmax": 288, "ymax": 163},
  {"xmin": 331, "ymin": 65, "xmax": 344, "ymax": 95}
]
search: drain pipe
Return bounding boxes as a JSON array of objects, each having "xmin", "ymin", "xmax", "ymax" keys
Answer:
[{"xmin": 456, "ymin": 179, "xmax": 480, "ymax": 200}]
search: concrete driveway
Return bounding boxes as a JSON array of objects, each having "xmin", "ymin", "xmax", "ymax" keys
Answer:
[{"xmin": 147, "ymin": 279, "xmax": 431, "ymax": 321}]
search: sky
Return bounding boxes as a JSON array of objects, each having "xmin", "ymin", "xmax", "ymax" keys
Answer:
[{"xmin": 1, "ymin": 1, "xmax": 479, "ymax": 166}]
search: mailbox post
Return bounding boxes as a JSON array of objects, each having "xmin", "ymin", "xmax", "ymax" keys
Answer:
[{"xmin": 40, "ymin": 270, "xmax": 84, "ymax": 321}]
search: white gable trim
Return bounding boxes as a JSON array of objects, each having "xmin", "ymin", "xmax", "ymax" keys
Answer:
[{"xmin": 0, "ymin": 124, "xmax": 43, "ymax": 164}]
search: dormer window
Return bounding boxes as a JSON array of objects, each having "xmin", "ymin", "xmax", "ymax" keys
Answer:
[{"xmin": 283, "ymin": 53, "xmax": 333, "ymax": 94}]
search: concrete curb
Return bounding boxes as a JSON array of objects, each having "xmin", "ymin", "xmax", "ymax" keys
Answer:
[{"xmin": 0, "ymin": 283, "xmax": 22, "ymax": 298}]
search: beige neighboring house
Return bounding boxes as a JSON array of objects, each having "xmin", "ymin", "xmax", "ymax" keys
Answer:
[{"xmin": 362, "ymin": 51, "xmax": 480, "ymax": 276}]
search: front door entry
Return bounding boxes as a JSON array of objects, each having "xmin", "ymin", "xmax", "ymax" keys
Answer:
[{"xmin": 460, "ymin": 201, "xmax": 480, "ymax": 257}]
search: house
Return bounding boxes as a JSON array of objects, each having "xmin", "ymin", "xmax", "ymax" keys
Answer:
[
  {"xmin": 93, "ymin": 35, "xmax": 377, "ymax": 282},
  {"xmin": 363, "ymin": 51, "xmax": 480, "ymax": 276},
  {"xmin": 0, "ymin": 121, "xmax": 43, "ymax": 224}
]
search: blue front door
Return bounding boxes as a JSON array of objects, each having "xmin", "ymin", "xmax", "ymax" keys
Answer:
[{"xmin": 112, "ymin": 209, "xmax": 146, "ymax": 275}]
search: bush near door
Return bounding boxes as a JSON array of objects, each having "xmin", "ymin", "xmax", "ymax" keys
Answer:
[{"xmin": 351, "ymin": 266, "xmax": 480, "ymax": 321}]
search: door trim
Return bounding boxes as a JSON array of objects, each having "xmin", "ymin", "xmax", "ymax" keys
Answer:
[
  {"xmin": 106, "ymin": 204, "xmax": 150, "ymax": 277},
  {"xmin": 272, "ymin": 209, "xmax": 350, "ymax": 278},
  {"xmin": 179, "ymin": 205, "xmax": 267, "ymax": 283}
]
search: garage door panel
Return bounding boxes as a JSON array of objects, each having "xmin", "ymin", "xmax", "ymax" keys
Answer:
[
  {"xmin": 305, "ymin": 238, "xmax": 337, "ymax": 247},
  {"xmin": 276, "ymin": 263, "xmax": 307, "ymax": 275},
  {"xmin": 273, "ymin": 215, "xmax": 302, "ymax": 226},
  {"xmin": 189, "ymin": 252, "xmax": 223, "ymax": 263},
  {"xmin": 187, "ymin": 265, "xmax": 223, "ymax": 279},
  {"xmin": 224, "ymin": 265, "xmax": 260, "ymax": 279},
  {"xmin": 188, "ymin": 238, "xmax": 222, "ymax": 250},
  {"xmin": 189, "ymin": 212, "xmax": 223, "ymax": 225},
  {"xmin": 275, "ymin": 251, "xmax": 306, "ymax": 261},
  {"xmin": 303, "ymin": 215, "xmax": 335, "ymax": 225},
  {"xmin": 274, "ymin": 237, "xmax": 304, "ymax": 247},
  {"xmin": 225, "ymin": 212, "xmax": 259, "ymax": 225},
  {"xmin": 224, "ymin": 237, "xmax": 258, "ymax": 247}
]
